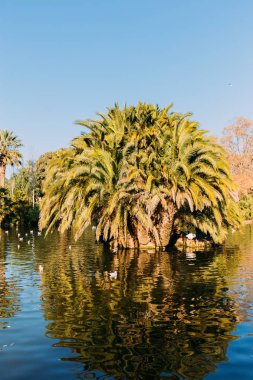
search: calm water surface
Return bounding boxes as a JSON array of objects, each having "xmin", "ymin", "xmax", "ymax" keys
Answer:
[{"xmin": 0, "ymin": 225, "xmax": 253, "ymax": 379}]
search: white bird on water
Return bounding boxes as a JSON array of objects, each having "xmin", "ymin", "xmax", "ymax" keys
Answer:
[
  {"xmin": 109, "ymin": 271, "xmax": 117, "ymax": 279},
  {"xmin": 39, "ymin": 265, "xmax": 43, "ymax": 273},
  {"xmin": 186, "ymin": 233, "xmax": 196, "ymax": 240}
]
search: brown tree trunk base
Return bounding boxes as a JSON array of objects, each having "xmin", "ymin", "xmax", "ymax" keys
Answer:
[
  {"xmin": 112, "ymin": 202, "xmax": 176, "ymax": 250},
  {"xmin": 0, "ymin": 165, "xmax": 6, "ymax": 188}
]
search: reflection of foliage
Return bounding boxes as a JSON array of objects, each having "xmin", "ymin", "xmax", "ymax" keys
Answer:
[
  {"xmin": 39, "ymin": 229, "xmax": 240, "ymax": 379},
  {"xmin": 239, "ymin": 194, "xmax": 253, "ymax": 220},
  {"xmin": 0, "ymin": 234, "xmax": 21, "ymax": 325}
]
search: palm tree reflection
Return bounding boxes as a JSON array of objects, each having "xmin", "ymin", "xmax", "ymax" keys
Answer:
[
  {"xmin": 40, "ymin": 230, "xmax": 240, "ymax": 379},
  {"xmin": 0, "ymin": 232, "xmax": 21, "ymax": 327}
]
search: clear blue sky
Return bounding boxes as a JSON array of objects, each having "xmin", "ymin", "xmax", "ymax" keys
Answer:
[{"xmin": 1, "ymin": 0, "xmax": 253, "ymax": 163}]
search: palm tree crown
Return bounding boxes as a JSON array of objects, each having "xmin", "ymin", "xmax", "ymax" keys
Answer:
[
  {"xmin": 40, "ymin": 103, "xmax": 241, "ymax": 248},
  {"xmin": 0, "ymin": 130, "xmax": 22, "ymax": 188}
]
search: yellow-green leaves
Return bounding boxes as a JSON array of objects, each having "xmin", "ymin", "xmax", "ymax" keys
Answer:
[{"xmin": 40, "ymin": 103, "xmax": 241, "ymax": 248}]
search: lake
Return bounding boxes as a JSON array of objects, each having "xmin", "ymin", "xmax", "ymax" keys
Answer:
[{"xmin": 0, "ymin": 225, "xmax": 253, "ymax": 379}]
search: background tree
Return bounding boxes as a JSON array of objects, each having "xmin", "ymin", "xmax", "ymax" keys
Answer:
[
  {"xmin": 0, "ymin": 130, "xmax": 22, "ymax": 188},
  {"xmin": 3, "ymin": 161, "xmax": 40, "ymax": 227},
  {"xmin": 8, "ymin": 161, "xmax": 37, "ymax": 204},
  {"xmin": 0, "ymin": 189, "xmax": 12, "ymax": 225},
  {"xmin": 221, "ymin": 117, "xmax": 253, "ymax": 195},
  {"xmin": 34, "ymin": 152, "xmax": 54, "ymax": 198}
]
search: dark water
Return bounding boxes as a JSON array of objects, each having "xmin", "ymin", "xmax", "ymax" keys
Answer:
[{"xmin": 0, "ymin": 225, "xmax": 253, "ymax": 380}]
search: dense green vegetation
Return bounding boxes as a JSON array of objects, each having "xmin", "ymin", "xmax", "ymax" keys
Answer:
[
  {"xmin": 0, "ymin": 164, "xmax": 40, "ymax": 227},
  {"xmin": 2, "ymin": 104, "xmax": 252, "ymax": 246},
  {"xmin": 39, "ymin": 103, "xmax": 241, "ymax": 248},
  {"xmin": 0, "ymin": 155, "xmax": 55, "ymax": 227},
  {"xmin": 239, "ymin": 194, "xmax": 253, "ymax": 220},
  {"xmin": 0, "ymin": 130, "xmax": 22, "ymax": 188},
  {"xmin": 0, "ymin": 133, "xmax": 49, "ymax": 227}
]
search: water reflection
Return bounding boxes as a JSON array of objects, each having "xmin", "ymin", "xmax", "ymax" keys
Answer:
[
  {"xmin": 1, "ymin": 226, "xmax": 253, "ymax": 379},
  {"xmin": 0, "ymin": 232, "xmax": 21, "ymax": 328},
  {"xmin": 38, "ymin": 229, "xmax": 243, "ymax": 379}
]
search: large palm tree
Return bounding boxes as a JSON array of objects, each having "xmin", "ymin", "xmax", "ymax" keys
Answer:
[
  {"xmin": 39, "ymin": 103, "xmax": 241, "ymax": 248},
  {"xmin": 0, "ymin": 130, "xmax": 22, "ymax": 188}
]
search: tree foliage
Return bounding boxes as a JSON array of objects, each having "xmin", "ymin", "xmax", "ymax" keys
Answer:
[
  {"xmin": 2, "ymin": 161, "xmax": 40, "ymax": 227},
  {"xmin": 239, "ymin": 194, "xmax": 253, "ymax": 220},
  {"xmin": 34, "ymin": 152, "xmax": 55, "ymax": 197},
  {"xmin": 0, "ymin": 130, "xmax": 22, "ymax": 188},
  {"xmin": 0, "ymin": 188, "xmax": 12, "ymax": 224},
  {"xmin": 7, "ymin": 161, "xmax": 37, "ymax": 201},
  {"xmin": 221, "ymin": 117, "xmax": 253, "ymax": 195},
  {"xmin": 40, "ymin": 103, "xmax": 241, "ymax": 248}
]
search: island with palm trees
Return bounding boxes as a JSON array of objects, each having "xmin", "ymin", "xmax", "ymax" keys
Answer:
[{"xmin": 1, "ymin": 102, "xmax": 248, "ymax": 249}]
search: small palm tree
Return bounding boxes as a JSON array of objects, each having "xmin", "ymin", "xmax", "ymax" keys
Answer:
[{"xmin": 0, "ymin": 130, "xmax": 22, "ymax": 188}]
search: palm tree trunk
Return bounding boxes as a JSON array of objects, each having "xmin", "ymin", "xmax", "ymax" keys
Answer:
[
  {"xmin": 126, "ymin": 202, "xmax": 176, "ymax": 249},
  {"xmin": 0, "ymin": 165, "xmax": 6, "ymax": 188},
  {"xmin": 157, "ymin": 203, "xmax": 176, "ymax": 247},
  {"xmin": 136, "ymin": 223, "xmax": 156, "ymax": 248},
  {"xmin": 113, "ymin": 203, "xmax": 177, "ymax": 250},
  {"xmin": 122, "ymin": 231, "xmax": 136, "ymax": 249}
]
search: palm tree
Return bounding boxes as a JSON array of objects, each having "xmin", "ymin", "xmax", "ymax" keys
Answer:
[
  {"xmin": 39, "ymin": 103, "xmax": 241, "ymax": 248},
  {"xmin": 0, "ymin": 130, "xmax": 22, "ymax": 188}
]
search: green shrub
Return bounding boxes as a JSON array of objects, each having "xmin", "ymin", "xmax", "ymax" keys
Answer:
[{"xmin": 239, "ymin": 194, "xmax": 253, "ymax": 220}]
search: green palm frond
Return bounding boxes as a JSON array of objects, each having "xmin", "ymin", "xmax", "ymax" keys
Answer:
[{"xmin": 39, "ymin": 103, "xmax": 241, "ymax": 248}]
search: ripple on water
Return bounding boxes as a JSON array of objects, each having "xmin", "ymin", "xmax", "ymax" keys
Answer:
[{"xmin": 0, "ymin": 226, "xmax": 253, "ymax": 379}]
